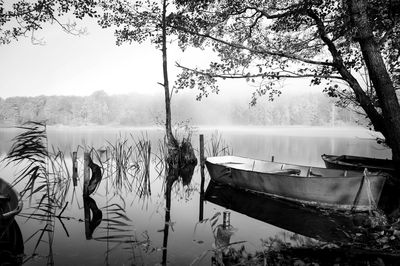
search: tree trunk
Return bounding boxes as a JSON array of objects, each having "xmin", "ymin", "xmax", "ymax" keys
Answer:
[
  {"xmin": 348, "ymin": 0, "xmax": 400, "ymax": 165},
  {"xmin": 161, "ymin": 0, "xmax": 176, "ymax": 147}
]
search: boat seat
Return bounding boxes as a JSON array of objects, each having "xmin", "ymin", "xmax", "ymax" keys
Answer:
[{"xmin": 271, "ymin": 169, "xmax": 301, "ymax": 175}]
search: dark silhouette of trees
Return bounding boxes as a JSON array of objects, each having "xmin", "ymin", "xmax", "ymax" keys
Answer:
[{"xmin": 0, "ymin": 91, "xmax": 364, "ymax": 127}]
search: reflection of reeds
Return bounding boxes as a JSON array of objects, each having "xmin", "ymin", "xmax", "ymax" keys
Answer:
[
  {"xmin": 106, "ymin": 136, "xmax": 136, "ymax": 192},
  {"xmin": 132, "ymin": 133, "xmax": 152, "ymax": 198},
  {"xmin": 94, "ymin": 202, "xmax": 148, "ymax": 265},
  {"xmin": 153, "ymin": 138, "xmax": 168, "ymax": 193},
  {"xmin": 101, "ymin": 133, "xmax": 153, "ymax": 199},
  {"xmin": 206, "ymin": 131, "xmax": 232, "ymax": 157}
]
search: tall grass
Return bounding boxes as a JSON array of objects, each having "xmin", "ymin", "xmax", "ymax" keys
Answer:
[
  {"xmin": 93, "ymin": 133, "xmax": 153, "ymax": 199},
  {"xmin": 206, "ymin": 131, "xmax": 233, "ymax": 157},
  {"xmin": 105, "ymin": 135, "xmax": 136, "ymax": 192},
  {"xmin": 131, "ymin": 133, "xmax": 152, "ymax": 198},
  {"xmin": 2, "ymin": 121, "xmax": 72, "ymax": 265}
]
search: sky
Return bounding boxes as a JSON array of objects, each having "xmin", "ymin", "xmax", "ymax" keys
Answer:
[{"xmin": 0, "ymin": 16, "xmax": 318, "ymax": 99}]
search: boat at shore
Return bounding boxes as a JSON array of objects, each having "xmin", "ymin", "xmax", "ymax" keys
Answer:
[
  {"xmin": 0, "ymin": 178, "xmax": 23, "ymax": 226},
  {"xmin": 321, "ymin": 154, "xmax": 396, "ymax": 174},
  {"xmin": 205, "ymin": 156, "xmax": 386, "ymax": 211}
]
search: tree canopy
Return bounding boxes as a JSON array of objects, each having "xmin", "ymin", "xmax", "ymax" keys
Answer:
[
  {"xmin": 0, "ymin": 0, "xmax": 98, "ymax": 44},
  {"xmin": 170, "ymin": 0, "xmax": 400, "ymax": 163},
  {"xmin": 2, "ymin": 0, "xmax": 400, "ymax": 163}
]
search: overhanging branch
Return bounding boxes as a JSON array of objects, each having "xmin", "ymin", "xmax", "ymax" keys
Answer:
[
  {"xmin": 176, "ymin": 62, "xmax": 344, "ymax": 81},
  {"xmin": 170, "ymin": 24, "xmax": 334, "ymax": 67}
]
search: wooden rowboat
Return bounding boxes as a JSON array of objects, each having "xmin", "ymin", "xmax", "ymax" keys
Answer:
[
  {"xmin": 205, "ymin": 156, "xmax": 386, "ymax": 211},
  {"xmin": 321, "ymin": 154, "xmax": 396, "ymax": 174},
  {"xmin": 0, "ymin": 178, "xmax": 23, "ymax": 226}
]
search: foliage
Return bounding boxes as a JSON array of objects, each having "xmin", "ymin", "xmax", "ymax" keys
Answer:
[
  {"xmin": 0, "ymin": 0, "xmax": 98, "ymax": 44},
  {"xmin": 170, "ymin": 0, "xmax": 400, "ymax": 159},
  {"xmin": 98, "ymin": 0, "xmax": 162, "ymax": 46},
  {"xmin": 172, "ymin": 0, "xmax": 399, "ymax": 102}
]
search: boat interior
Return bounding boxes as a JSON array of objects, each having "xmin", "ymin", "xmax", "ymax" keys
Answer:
[{"xmin": 207, "ymin": 155, "xmax": 369, "ymax": 178}]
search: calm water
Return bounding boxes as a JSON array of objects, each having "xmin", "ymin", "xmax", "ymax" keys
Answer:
[{"xmin": 0, "ymin": 126, "xmax": 392, "ymax": 265}]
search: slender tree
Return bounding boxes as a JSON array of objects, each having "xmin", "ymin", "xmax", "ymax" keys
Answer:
[{"xmin": 98, "ymin": 0, "xmax": 179, "ymax": 148}]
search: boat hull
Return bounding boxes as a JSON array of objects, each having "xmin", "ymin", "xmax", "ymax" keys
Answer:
[
  {"xmin": 206, "ymin": 156, "xmax": 386, "ymax": 211},
  {"xmin": 0, "ymin": 178, "xmax": 23, "ymax": 226},
  {"xmin": 322, "ymin": 154, "xmax": 396, "ymax": 174}
]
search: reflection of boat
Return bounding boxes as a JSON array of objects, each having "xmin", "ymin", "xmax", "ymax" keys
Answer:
[
  {"xmin": 205, "ymin": 181, "xmax": 361, "ymax": 243},
  {"xmin": 83, "ymin": 196, "xmax": 103, "ymax": 240},
  {"xmin": 205, "ymin": 156, "xmax": 386, "ymax": 211},
  {"xmin": 0, "ymin": 178, "xmax": 23, "ymax": 225},
  {"xmin": 322, "ymin": 154, "xmax": 396, "ymax": 174},
  {"xmin": 0, "ymin": 220, "xmax": 24, "ymax": 265}
]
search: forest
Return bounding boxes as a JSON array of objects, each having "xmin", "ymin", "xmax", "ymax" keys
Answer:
[{"xmin": 0, "ymin": 90, "xmax": 365, "ymax": 127}]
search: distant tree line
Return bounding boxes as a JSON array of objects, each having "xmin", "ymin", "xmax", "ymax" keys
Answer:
[{"xmin": 0, "ymin": 90, "xmax": 366, "ymax": 127}]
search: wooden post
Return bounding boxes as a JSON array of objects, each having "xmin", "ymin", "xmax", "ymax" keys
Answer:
[
  {"xmin": 223, "ymin": 211, "xmax": 230, "ymax": 229},
  {"xmin": 83, "ymin": 152, "xmax": 90, "ymax": 196},
  {"xmin": 72, "ymin": 152, "xmax": 78, "ymax": 187},
  {"xmin": 199, "ymin": 134, "xmax": 205, "ymax": 222}
]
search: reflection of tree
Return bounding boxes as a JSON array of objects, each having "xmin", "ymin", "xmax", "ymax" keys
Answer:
[
  {"xmin": 161, "ymin": 159, "xmax": 196, "ymax": 265},
  {"xmin": 161, "ymin": 178, "xmax": 174, "ymax": 266}
]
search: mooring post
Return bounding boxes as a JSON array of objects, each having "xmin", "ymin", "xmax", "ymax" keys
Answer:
[
  {"xmin": 223, "ymin": 211, "xmax": 231, "ymax": 229},
  {"xmin": 199, "ymin": 134, "xmax": 205, "ymax": 222},
  {"xmin": 271, "ymin": 155, "xmax": 275, "ymax": 162},
  {"xmin": 83, "ymin": 152, "xmax": 90, "ymax": 196},
  {"xmin": 72, "ymin": 151, "xmax": 78, "ymax": 187}
]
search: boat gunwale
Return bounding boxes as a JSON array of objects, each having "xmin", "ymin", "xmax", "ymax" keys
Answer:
[{"xmin": 206, "ymin": 155, "xmax": 384, "ymax": 179}]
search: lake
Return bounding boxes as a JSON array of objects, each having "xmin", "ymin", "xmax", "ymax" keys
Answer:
[{"xmin": 0, "ymin": 126, "xmax": 392, "ymax": 265}]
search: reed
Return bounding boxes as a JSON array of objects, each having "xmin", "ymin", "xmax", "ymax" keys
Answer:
[
  {"xmin": 131, "ymin": 133, "xmax": 152, "ymax": 198},
  {"xmin": 105, "ymin": 135, "xmax": 137, "ymax": 192},
  {"xmin": 206, "ymin": 131, "xmax": 232, "ymax": 157},
  {"xmin": 91, "ymin": 133, "xmax": 153, "ymax": 199},
  {"xmin": 2, "ymin": 121, "xmax": 72, "ymax": 265}
]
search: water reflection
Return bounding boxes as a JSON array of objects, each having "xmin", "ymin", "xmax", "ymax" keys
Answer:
[
  {"xmin": 205, "ymin": 180, "xmax": 360, "ymax": 243},
  {"xmin": 83, "ymin": 196, "xmax": 103, "ymax": 240},
  {"xmin": 0, "ymin": 126, "xmax": 396, "ymax": 265},
  {"xmin": 162, "ymin": 161, "xmax": 197, "ymax": 265},
  {"xmin": 0, "ymin": 220, "xmax": 24, "ymax": 265},
  {"xmin": 211, "ymin": 211, "xmax": 237, "ymax": 266}
]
